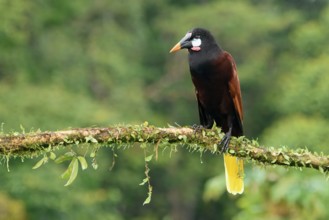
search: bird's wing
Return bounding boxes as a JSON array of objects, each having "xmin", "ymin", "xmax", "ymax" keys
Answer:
[
  {"xmin": 225, "ymin": 52, "xmax": 244, "ymax": 131},
  {"xmin": 195, "ymin": 90, "xmax": 213, "ymax": 128}
]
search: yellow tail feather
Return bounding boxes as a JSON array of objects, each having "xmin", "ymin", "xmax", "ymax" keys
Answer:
[{"xmin": 223, "ymin": 154, "xmax": 244, "ymax": 195}]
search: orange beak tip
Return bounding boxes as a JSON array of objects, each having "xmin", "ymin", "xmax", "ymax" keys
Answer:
[{"xmin": 169, "ymin": 43, "xmax": 181, "ymax": 53}]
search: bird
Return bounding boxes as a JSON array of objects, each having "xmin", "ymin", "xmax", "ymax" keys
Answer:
[{"xmin": 169, "ymin": 28, "xmax": 244, "ymax": 195}]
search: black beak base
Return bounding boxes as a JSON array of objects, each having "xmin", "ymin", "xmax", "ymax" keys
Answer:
[{"xmin": 169, "ymin": 32, "xmax": 192, "ymax": 53}]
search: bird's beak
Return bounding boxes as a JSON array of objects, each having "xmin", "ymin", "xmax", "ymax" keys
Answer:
[
  {"xmin": 169, "ymin": 42, "xmax": 181, "ymax": 53},
  {"xmin": 169, "ymin": 32, "xmax": 192, "ymax": 53}
]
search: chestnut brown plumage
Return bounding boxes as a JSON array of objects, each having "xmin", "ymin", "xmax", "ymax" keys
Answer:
[{"xmin": 170, "ymin": 28, "xmax": 244, "ymax": 194}]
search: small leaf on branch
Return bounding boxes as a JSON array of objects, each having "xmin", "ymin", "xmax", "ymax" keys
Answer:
[
  {"xmin": 92, "ymin": 158, "xmax": 98, "ymax": 170},
  {"xmin": 32, "ymin": 156, "xmax": 48, "ymax": 169},
  {"xmin": 90, "ymin": 151, "xmax": 96, "ymax": 158},
  {"xmin": 139, "ymin": 178, "xmax": 148, "ymax": 186},
  {"xmin": 85, "ymin": 135, "xmax": 98, "ymax": 143},
  {"xmin": 61, "ymin": 165, "xmax": 71, "ymax": 180},
  {"xmin": 55, "ymin": 152, "xmax": 76, "ymax": 164},
  {"xmin": 140, "ymin": 143, "xmax": 147, "ymax": 149},
  {"xmin": 145, "ymin": 154, "xmax": 153, "ymax": 162},
  {"xmin": 63, "ymin": 158, "xmax": 79, "ymax": 186},
  {"xmin": 78, "ymin": 156, "xmax": 88, "ymax": 170},
  {"xmin": 283, "ymin": 154, "xmax": 290, "ymax": 161},
  {"xmin": 49, "ymin": 152, "xmax": 56, "ymax": 160},
  {"xmin": 178, "ymin": 135, "xmax": 187, "ymax": 142},
  {"xmin": 143, "ymin": 189, "xmax": 152, "ymax": 205}
]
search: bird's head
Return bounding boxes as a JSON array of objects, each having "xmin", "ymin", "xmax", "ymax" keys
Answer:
[{"xmin": 169, "ymin": 28, "xmax": 217, "ymax": 53}]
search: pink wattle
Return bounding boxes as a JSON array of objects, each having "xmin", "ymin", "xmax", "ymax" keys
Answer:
[{"xmin": 191, "ymin": 46, "xmax": 201, "ymax": 51}]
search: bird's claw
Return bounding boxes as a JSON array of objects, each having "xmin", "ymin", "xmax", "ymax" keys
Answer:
[
  {"xmin": 192, "ymin": 124, "xmax": 204, "ymax": 134},
  {"xmin": 219, "ymin": 133, "xmax": 231, "ymax": 154}
]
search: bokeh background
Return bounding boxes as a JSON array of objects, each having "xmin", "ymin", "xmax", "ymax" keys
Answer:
[{"xmin": 1, "ymin": 0, "xmax": 329, "ymax": 219}]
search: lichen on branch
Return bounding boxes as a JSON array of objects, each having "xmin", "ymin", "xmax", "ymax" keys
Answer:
[{"xmin": 0, "ymin": 123, "xmax": 329, "ymax": 174}]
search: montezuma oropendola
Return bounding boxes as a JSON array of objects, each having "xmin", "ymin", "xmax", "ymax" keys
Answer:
[{"xmin": 170, "ymin": 28, "xmax": 244, "ymax": 195}]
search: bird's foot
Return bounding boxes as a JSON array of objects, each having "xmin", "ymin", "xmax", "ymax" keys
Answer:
[
  {"xmin": 192, "ymin": 124, "xmax": 204, "ymax": 134},
  {"xmin": 219, "ymin": 133, "xmax": 231, "ymax": 154}
]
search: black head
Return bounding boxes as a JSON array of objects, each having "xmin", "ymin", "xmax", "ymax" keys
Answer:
[{"xmin": 169, "ymin": 28, "xmax": 220, "ymax": 53}]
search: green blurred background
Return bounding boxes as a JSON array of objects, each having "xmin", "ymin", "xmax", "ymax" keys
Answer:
[{"xmin": 1, "ymin": 0, "xmax": 329, "ymax": 219}]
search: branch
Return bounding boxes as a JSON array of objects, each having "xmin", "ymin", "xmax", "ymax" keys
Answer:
[{"xmin": 0, "ymin": 124, "xmax": 329, "ymax": 173}]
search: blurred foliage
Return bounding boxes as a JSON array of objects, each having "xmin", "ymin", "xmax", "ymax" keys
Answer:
[{"xmin": 1, "ymin": 0, "xmax": 329, "ymax": 219}]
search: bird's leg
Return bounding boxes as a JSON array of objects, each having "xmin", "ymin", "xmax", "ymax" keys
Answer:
[{"xmin": 219, "ymin": 125, "xmax": 232, "ymax": 153}]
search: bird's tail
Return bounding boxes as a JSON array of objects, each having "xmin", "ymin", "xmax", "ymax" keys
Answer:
[{"xmin": 223, "ymin": 154, "xmax": 244, "ymax": 195}]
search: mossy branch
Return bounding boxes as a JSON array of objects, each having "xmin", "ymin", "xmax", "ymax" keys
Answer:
[{"xmin": 0, "ymin": 124, "xmax": 329, "ymax": 173}]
